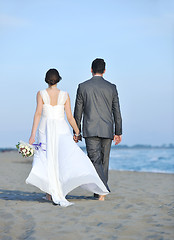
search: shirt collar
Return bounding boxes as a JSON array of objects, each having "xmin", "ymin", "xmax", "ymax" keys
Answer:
[{"xmin": 93, "ymin": 74, "xmax": 102, "ymax": 77}]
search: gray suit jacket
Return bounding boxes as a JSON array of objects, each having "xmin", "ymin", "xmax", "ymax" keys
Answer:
[{"xmin": 74, "ymin": 76, "xmax": 122, "ymax": 139}]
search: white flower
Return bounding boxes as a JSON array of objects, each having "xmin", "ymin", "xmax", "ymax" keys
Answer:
[{"xmin": 17, "ymin": 140, "xmax": 35, "ymax": 158}]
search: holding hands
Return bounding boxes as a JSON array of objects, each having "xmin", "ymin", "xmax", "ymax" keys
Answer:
[{"xmin": 73, "ymin": 133, "xmax": 82, "ymax": 143}]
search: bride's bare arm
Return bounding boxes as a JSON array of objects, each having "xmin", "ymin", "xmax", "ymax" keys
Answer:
[
  {"xmin": 29, "ymin": 92, "xmax": 43, "ymax": 144},
  {"xmin": 65, "ymin": 94, "xmax": 80, "ymax": 135}
]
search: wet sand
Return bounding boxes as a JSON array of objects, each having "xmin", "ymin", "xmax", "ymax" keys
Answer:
[{"xmin": 0, "ymin": 151, "xmax": 174, "ymax": 240}]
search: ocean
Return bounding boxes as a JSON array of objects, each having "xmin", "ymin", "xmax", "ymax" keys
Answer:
[
  {"xmin": 81, "ymin": 146, "xmax": 174, "ymax": 174},
  {"xmin": 1, "ymin": 146, "xmax": 174, "ymax": 174}
]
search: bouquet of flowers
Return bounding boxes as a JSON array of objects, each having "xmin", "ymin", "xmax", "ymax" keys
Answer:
[{"xmin": 16, "ymin": 141, "xmax": 34, "ymax": 158}]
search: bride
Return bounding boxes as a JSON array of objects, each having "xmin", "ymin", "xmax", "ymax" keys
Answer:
[{"xmin": 26, "ymin": 68, "xmax": 109, "ymax": 207}]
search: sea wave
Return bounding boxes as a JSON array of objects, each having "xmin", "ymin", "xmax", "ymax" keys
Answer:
[{"xmin": 109, "ymin": 148, "xmax": 174, "ymax": 174}]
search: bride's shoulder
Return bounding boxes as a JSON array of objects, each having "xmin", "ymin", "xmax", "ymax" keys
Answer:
[
  {"xmin": 60, "ymin": 89, "xmax": 68, "ymax": 93},
  {"xmin": 59, "ymin": 90, "xmax": 69, "ymax": 104},
  {"xmin": 37, "ymin": 89, "xmax": 47, "ymax": 99},
  {"xmin": 60, "ymin": 90, "xmax": 69, "ymax": 97},
  {"xmin": 39, "ymin": 89, "xmax": 46, "ymax": 94}
]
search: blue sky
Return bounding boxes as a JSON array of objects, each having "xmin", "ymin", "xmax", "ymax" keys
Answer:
[{"xmin": 0, "ymin": 0, "xmax": 174, "ymax": 147}]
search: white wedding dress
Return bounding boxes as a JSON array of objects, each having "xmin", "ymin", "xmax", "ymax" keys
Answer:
[{"xmin": 26, "ymin": 89, "xmax": 109, "ymax": 207}]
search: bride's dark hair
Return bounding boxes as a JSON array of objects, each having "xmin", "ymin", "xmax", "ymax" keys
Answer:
[{"xmin": 45, "ymin": 69, "xmax": 62, "ymax": 85}]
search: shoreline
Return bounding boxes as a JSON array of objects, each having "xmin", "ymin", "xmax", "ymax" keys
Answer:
[
  {"xmin": 0, "ymin": 151, "xmax": 173, "ymax": 175},
  {"xmin": 1, "ymin": 144, "xmax": 174, "ymax": 151},
  {"xmin": 110, "ymin": 169, "xmax": 174, "ymax": 175}
]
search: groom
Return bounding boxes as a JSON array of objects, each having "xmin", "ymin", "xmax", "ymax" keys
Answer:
[{"xmin": 74, "ymin": 58, "xmax": 122, "ymax": 200}]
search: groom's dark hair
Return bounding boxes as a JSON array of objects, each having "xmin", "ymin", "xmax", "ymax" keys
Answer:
[
  {"xmin": 91, "ymin": 58, "xmax": 106, "ymax": 74},
  {"xmin": 45, "ymin": 68, "xmax": 62, "ymax": 85}
]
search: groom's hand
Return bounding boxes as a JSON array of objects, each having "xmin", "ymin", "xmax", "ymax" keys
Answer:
[{"xmin": 113, "ymin": 135, "xmax": 122, "ymax": 145}]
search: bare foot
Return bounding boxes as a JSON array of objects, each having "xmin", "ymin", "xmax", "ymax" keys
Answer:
[
  {"xmin": 46, "ymin": 193, "xmax": 52, "ymax": 201},
  {"xmin": 99, "ymin": 195, "xmax": 105, "ymax": 201}
]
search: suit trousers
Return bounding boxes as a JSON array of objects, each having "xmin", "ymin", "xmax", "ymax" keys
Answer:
[{"xmin": 85, "ymin": 137, "xmax": 112, "ymax": 192}]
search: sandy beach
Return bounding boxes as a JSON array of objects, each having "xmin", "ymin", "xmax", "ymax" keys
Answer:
[{"xmin": 0, "ymin": 151, "xmax": 174, "ymax": 240}]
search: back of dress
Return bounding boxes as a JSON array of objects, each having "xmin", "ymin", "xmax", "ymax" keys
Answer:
[
  {"xmin": 39, "ymin": 90, "xmax": 70, "ymax": 136},
  {"xmin": 40, "ymin": 89, "xmax": 68, "ymax": 119}
]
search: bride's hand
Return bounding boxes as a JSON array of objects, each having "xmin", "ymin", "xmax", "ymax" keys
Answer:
[
  {"xmin": 29, "ymin": 135, "xmax": 35, "ymax": 145},
  {"xmin": 73, "ymin": 134, "xmax": 78, "ymax": 143}
]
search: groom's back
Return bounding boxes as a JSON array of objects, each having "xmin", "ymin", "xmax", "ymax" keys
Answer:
[{"xmin": 77, "ymin": 76, "xmax": 117, "ymax": 139}]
